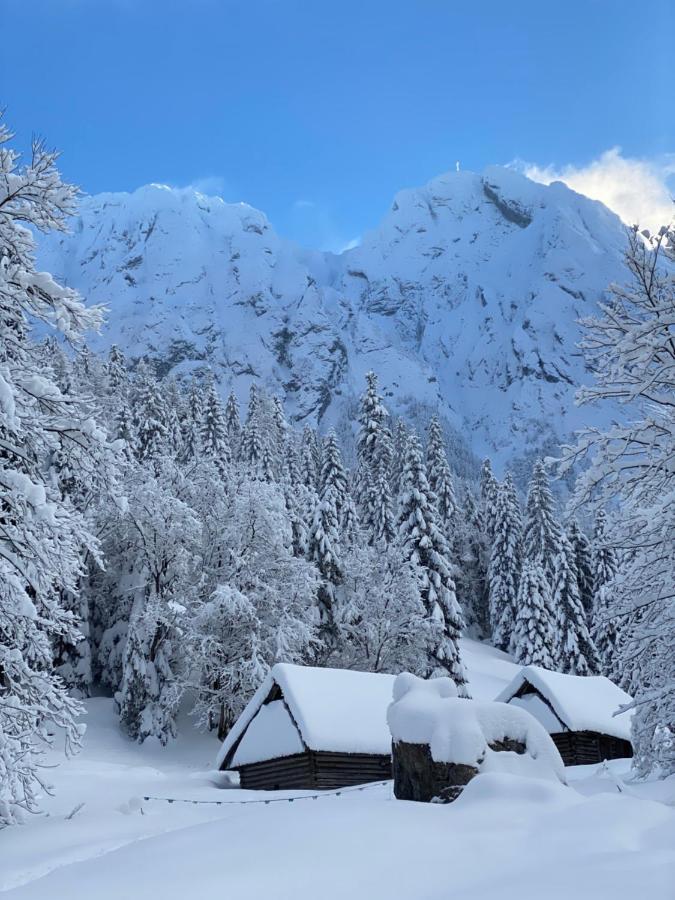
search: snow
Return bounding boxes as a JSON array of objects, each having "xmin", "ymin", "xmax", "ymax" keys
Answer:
[
  {"xmin": 35, "ymin": 165, "xmax": 632, "ymax": 471},
  {"xmin": 231, "ymin": 700, "xmax": 305, "ymax": 766},
  {"xmin": 219, "ymin": 664, "xmax": 396, "ymax": 765},
  {"xmin": 496, "ymin": 665, "xmax": 633, "ymax": 741},
  {"xmin": 2, "ymin": 697, "xmax": 674, "ymax": 900},
  {"xmin": 387, "ymin": 673, "xmax": 565, "ymax": 781},
  {"xmin": 219, "ymin": 639, "xmax": 521, "ymax": 768}
]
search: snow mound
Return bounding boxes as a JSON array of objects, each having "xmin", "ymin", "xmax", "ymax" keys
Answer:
[
  {"xmin": 496, "ymin": 665, "xmax": 633, "ymax": 741},
  {"xmin": 387, "ymin": 673, "xmax": 565, "ymax": 780}
]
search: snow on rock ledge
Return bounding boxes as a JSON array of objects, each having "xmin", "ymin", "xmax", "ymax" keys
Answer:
[{"xmin": 387, "ymin": 673, "xmax": 565, "ymax": 801}]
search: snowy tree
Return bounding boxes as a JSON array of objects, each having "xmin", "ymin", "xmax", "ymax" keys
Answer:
[
  {"xmin": 300, "ymin": 425, "xmax": 321, "ymax": 491},
  {"xmin": 336, "ymin": 544, "xmax": 435, "ymax": 674},
  {"xmin": 560, "ymin": 225, "xmax": 675, "ymax": 776},
  {"xmin": 426, "ymin": 415, "xmax": 458, "ymax": 540},
  {"xmin": 200, "ymin": 377, "xmax": 230, "ymax": 474},
  {"xmin": 567, "ymin": 519, "xmax": 594, "ymax": 621},
  {"xmin": 319, "ymin": 431, "xmax": 349, "ymax": 516},
  {"xmin": 590, "ymin": 510, "xmax": 621, "ymax": 676},
  {"xmin": 224, "ymin": 390, "xmax": 241, "ymax": 445},
  {"xmin": 189, "ymin": 479, "xmax": 318, "ymax": 734},
  {"xmin": 115, "ymin": 461, "xmax": 202, "ymax": 744},
  {"xmin": 522, "ymin": 460, "xmax": 562, "ymax": 578},
  {"xmin": 0, "ymin": 121, "xmax": 113, "ymax": 825},
  {"xmin": 396, "ymin": 432, "xmax": 468, "ymax": 692},
  {"xmin": 551, "ymin": 535, "xmax": 600, "ymax": 675},
  {"xmin": 356, "ymin": 371, "xmax": 394, "ymax": 542},
  {"xmin": 239, "ymin": 384, "xmax": 266, "ymax": 475},
  {"xmin": 479, "ymin": 458, "xmax": 499, "ymax": 540},
  {"xmin": 180, "ymin": 377, "xmax": 203, "ymax": 463},
  {"xmin": 512, "ymin": 560, "xmax": 557, "ymax": 668},
  {"xmin": 132, "ymin": 362, "xmax": 168, "ymax": 462},
  {"xmin": 454, "ymin": 486, "xmax": 491, "ymax": 638},
  {"xmin": 488, "ymin": 474, "xmax": 521, "ymax": 652},
  {"xmin": 307, "ymin": 487, "xmax": 344, "ymax": 650}
]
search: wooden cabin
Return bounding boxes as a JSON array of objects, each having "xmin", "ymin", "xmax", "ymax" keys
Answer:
[
  {"xmin": 495, "ymin": 666, "xmax": 633, "ymax": 766},
  {"xmin": 217, "ymin": 664, "xmax": 395, "ymax": 791}
]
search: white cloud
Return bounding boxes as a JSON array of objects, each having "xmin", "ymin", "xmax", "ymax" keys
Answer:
[
  {"xmin": 523, "ymin": 148, "xmax": 675, "ymax": 232},
  {"xmin": 186, "ymin": 175, "xmax": 230, "ymax": 198}
]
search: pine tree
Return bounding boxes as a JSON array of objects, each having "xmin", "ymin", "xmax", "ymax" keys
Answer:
[
  {"xmin": 181, "ymin": 378, "xmax": 203, "ymax": 463},
  {"xmin": 319, "ymin": 431, "xmax": 349, "ymax": 516},
  {"xmin": 488, "ymin": 474, "xmax": 522, "ymax": 652},
  {"xmin": 426, "ymin": 415, "xmax": 458, "ymax": 540},
  {"xmin": 132, "ymin": 363, "xmax": 168, "ymax": 462},
  {"xmin": 355, "ymin": 371, "xmax": 394, "ymax": 543},
  {"xmin": 396, "ymin": 432, "xmax": 468, "ymax": 692},
  {"xmin": 0, "ymin": 120, "xmax": 112, "ymax": 825},
  {"xmin": 200, "ymin": 378, "xmax": 231, "ymax": 474},
  {"xmin": 551, "ymin": 535, "xmax": 600, "ymax": 675},
  {"xmin": 591, "ymin": 510, "xmax": 621, "ymax": 675},
  {"xmin": 513, "ymin": 560, "xmax": 557, "ymax": 668},
  {"xmin": 479, "ymin": 458, "xmax": 499, "ymax": 540},
  {"xmin": 308, "ymin": 490, "xmax": 343, "ymax": 650},
  {"xmin": 522, "ymin": 460, "xmax": 562, "ymax": 579},
  {"xmin": 240, "ymin": 384, "xmax": 266, "ymax": 475},
  {"xmin": 453, "ymin": 486, "xmax": 491, "ymax": 637},
  {"xmin": 567, "ymin": 519, "xmax": 594, "ymax": 621},
  {"xmin": 300, "ymin": 425, "xmax": 321, "ymax": 491},
  {"xmin": 224, "ymin": 390, "xmax": 241, "ymax": 453}
]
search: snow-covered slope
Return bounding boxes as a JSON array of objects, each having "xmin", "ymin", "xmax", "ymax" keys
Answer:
[
  {"xmin": 37, "ymin": 168, "xmax": 630, "ymax": 468},
  {"xmin": 3, "ymin": 641, "xmax": 672, "ymax": 900}
]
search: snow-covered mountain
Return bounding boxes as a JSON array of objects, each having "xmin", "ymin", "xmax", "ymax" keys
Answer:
[{"xmin": 37, "ymin": 166, "xmax": 629, "ymax": 470}]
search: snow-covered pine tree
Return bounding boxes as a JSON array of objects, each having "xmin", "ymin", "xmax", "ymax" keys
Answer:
[
  {"xmin": 319, "ymin": 431, "xmax": 349, "ymax": 517},
  {"xmin": 106, "ymin": 344, "xmax": 127, "ymax": 393},
  {"xmin": 426, "ymin": 415, "xmax": 458, "ymax": 541},
  {"xmin": 551, "ymin": 535, "xmax": 600, "ymax": 675},
  {"xmin": 590, "ymin": 510, "xmax": 621, "ymax": 677},
  {"xmin": 300, "ymin": 424, "xmax": 321, "ymax": 491},
  {"xmin": 522, "ymin": 460, "xmax": 562, "ymax": 579},
  {"xmin": 487, "ymin": 473, "xmax": 522, "ymax": 652},
  {"xmin": 239, "ymin": 384, "xmax": 266, "ymax": 475},
  {"xmin": 200, "ymin": 377, "xmax": 231, "ymax": 475},
  {"xmin": 132, "ymin": 362, "xmax": 169, "ymax": 463},
  {"xmin": 224, "ymin": 390, "xmax": 241, "ymax": 454},
  {"xmin": 512, "ymin": 560, "xmax": 557, "ymax": 668},
  {"xmin": 355, "ymin": 372, "xmax": 395, "ymax": 544},
  {"xmin": 390, "ymin": 417, "xmax": 410, "ymax": 498},
  {"xmin": 453, "ymin": 485, "xmax": 491, "ymax": 637},
  {"xmin": 479, "ymin": 458, "xmax": 499, "ymax": 540},
  {"xmin": 180, "ymin": 377, "xmax": 203, "ymax": 463},
  {"xmin": 308, "ymin": 483, "xmax": 344, "ymax": 652},
  {"xmin": 0, "ymin": 120, "xmax": 112, "ymax": 825},
  {"xmin": 567, "ymin": 518, "xmax": 594, "ymax": 622},
  {"xmin": 396, "ymin": 431, "xmax": 468, "ymax": 692},
  {"xmin": 560, "ymin": 225, "xmax": 675, "ymax": 775}
]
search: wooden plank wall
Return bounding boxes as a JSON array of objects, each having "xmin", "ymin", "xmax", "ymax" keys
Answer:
[
  {"xmin": 551, "ymin": 731, "xmax": 633, "ymax": 766},
  {"xmin": 237, "ymin": 751, "xmax": 392, "ymax": 791}
]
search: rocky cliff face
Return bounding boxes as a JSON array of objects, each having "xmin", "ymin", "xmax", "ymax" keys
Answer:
[{"xmin": 37, "ymin": 167, "xmax": 629, "ymax": 470}]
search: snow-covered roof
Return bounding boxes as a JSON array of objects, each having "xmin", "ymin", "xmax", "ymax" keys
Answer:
[
  {"xmin": 387, "ymin": 673, "xmax": 565, "ymax": 781},
  {"xmin": 495, "ymin": 666, "xmax": 633, "ymax": 742},
  {"xmin": 218, "ymin": 664, "xmax": 396, "ymax": 768}
]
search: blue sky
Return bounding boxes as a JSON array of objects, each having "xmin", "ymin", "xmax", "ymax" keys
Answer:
[{"xmin": 2, "ymin": 0, "xmax": 673, "ymax": 248}]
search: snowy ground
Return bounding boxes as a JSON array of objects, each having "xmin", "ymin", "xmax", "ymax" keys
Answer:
[{"xmin": 3, "ymin": 642, "xmax": 674, "ymax": 899}]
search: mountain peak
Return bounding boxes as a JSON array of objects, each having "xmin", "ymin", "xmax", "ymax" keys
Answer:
[{"xmin": 37, "ymin": 168, "xmax": 629, "ymax": 472}]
